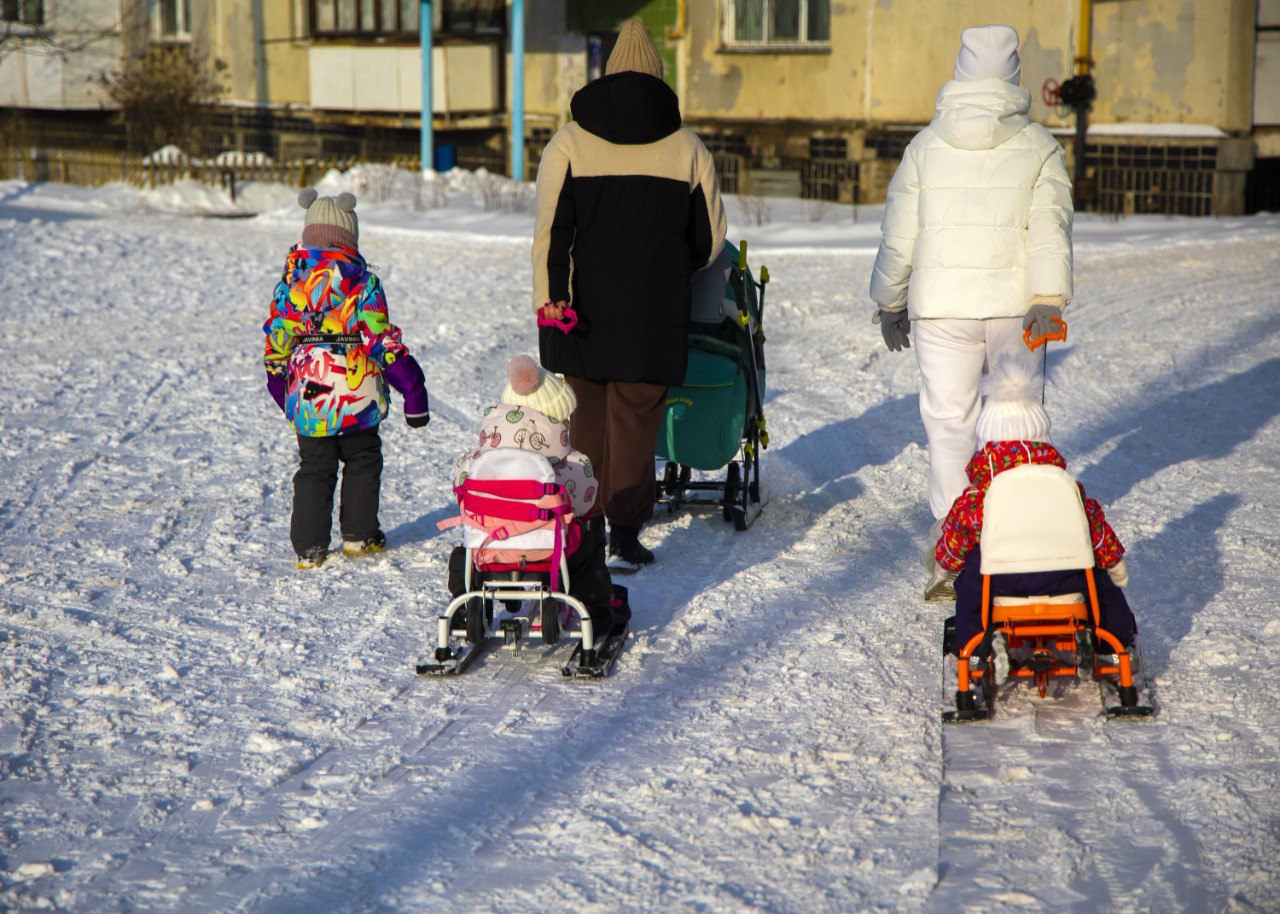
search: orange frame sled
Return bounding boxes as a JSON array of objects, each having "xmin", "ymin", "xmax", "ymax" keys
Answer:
[{"xmin": 955, "ymin": 568, "xmax": 1137, "ymax": 702}]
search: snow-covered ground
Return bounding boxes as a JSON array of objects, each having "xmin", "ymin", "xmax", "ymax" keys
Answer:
[{"xmin": 1, "ymin": 178, "xmax": 1278, "ymax": 913}]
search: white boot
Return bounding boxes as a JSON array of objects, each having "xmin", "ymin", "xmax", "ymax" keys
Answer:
[
  {"xmin": 991, "ymin": 631, "xmax": 1010, "ymax": 686},
  {"xmin": 924, "ymin": 560, "xmax": 957, "ymax": 602},
  {"xmin": 922, "ymin": 518, "xmax": 944, "ymax": 573}
]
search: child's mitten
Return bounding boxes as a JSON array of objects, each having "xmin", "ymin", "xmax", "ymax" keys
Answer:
[
  {"xmin": 266, "ymin": 372, "xmax": 287, "ymax": 413},
  {"xmin": 1108, "ymin": 558, "xmax": 1129, "ymax": 588},
  {"xmin": 384, "ymin": 355, "xmax": 430, "ymax": 428}
]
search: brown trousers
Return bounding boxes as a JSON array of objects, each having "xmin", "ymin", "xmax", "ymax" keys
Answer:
[{"xmin": 566, "ymin": 376, "xmax": 668, "ymax": 528}]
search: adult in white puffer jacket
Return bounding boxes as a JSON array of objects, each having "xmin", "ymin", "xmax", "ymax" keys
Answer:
[{"xmin": 870, "ymin": 25, "xmax": 1073, "ymax": 562}]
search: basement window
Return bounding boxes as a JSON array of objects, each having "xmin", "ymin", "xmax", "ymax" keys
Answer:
[{"xmin": 723, "ymin": 0, "xmax": 830, "ymax": 49}]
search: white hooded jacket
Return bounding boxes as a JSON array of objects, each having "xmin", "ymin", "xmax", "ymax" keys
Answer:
[{"xmin": 870, "ymin": 79, "xmax": 1073, "ymax": 320}]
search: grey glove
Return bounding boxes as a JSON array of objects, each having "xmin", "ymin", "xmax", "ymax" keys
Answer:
[
  {"xmin": 874, "ymin": 308, "xmax": 911, "ymax": 352},
  {"xmin": 1022, "ymin": 295, "xmax": 1065, "ymax": 342}
]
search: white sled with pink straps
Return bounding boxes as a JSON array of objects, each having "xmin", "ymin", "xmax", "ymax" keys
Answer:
[{"xmin": 417, "ymin": 448, "xmax": 622, "ymax": 678}]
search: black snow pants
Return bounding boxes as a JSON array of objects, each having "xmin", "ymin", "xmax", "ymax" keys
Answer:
[
  {"xmin": 447, "ymin": 516, "xmax": 613, "ymax": 614},
  {"xmin": 291, "ymin": 428, "xmax": 383, "ymax": 556}
]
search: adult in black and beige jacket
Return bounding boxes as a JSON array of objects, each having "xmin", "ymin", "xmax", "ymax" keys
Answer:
[{"xmin": 532, "ymin": 19, "xmax": 726, "ymax": 567}]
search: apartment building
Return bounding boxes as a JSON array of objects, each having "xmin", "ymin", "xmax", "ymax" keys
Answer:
[{"xmin": 2, "ymin": 1, "xmax": 1278, "ymax": 214}]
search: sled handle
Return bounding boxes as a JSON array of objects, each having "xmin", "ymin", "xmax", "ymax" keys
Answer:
[
  {"xmin": 538, "ymin": 304, "xmax": 579, "ymax": 334},
  {"xmin": 1023, "ymin": 316, "xmax": 1067, "ymax": 351}
]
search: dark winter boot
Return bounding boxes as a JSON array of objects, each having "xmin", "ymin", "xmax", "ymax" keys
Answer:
[
  {"xmin": 609, "ymin": 525, "xmax": 654, "ymax": 566},
  {"xmin": 584, "ymin": 601, "xmax": 615, "ymax": 645},
  {"xmin": 342, "ymin": 530, "xmax": 386, "ymax": 557},
  {"xmin": 609, "ymin": 584, "xmax": 632, "ymax": 636},
  {"xmin": 297, "ymin": 546, "xmax": 328, "ymax": 570}
]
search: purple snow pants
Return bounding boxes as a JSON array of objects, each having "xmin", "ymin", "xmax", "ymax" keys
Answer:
[{"xmin": 954, "ymin": 545, "xmax": 1136, "ymax": 650}]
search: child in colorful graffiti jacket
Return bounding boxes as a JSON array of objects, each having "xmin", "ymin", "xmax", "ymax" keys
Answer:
[
  {"xmin": 264, "ymin": 189, "xmax": 430, "ymax": 568},
  {"xmin": 936, "ymin": 355, "xmax": 1136, "ymax": 652}
]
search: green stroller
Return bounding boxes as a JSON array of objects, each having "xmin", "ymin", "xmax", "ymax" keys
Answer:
[{"xmin": 655, "ymin": 241, "xmax": 769, "ymax": 531}]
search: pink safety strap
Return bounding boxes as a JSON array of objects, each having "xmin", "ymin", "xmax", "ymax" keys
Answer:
[
  {"xmin": 457, "ymin": 479, "xmax": 561, "ymax": 500},
  {"xmin": 459, "ymin": 493, "xmax": 571, "ymax": 524}
]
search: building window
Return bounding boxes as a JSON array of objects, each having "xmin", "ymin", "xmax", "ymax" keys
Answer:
[
  {"xmin": 441, "ymin": 0, "xmax": 504, "ymax": 34},
  {"xmin": 1, "ymin": 0, "xmax": 44, "ymax": 24},
  {"xmin": 153, "ymin": 0, "xmax": 191, "ymax": 38},
  {"xmin": 310, "ymin": 0, "xmax": 502, "ymax": 38},
  {"xmin": 724, "ymin": 0, "xmax": 830, "ymax": 48},
  {"xmin": 311, "ymin": 0, "xmax": 416, "ymax": 37}
]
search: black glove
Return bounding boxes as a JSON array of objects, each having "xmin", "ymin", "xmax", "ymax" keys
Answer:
[
  {"xmin": 874, "ymin": 308, "xmax": 911, "ymax": 352},
  {"xmin": 405, "ymin": 411, "xmax": 431, "ymax": 428}
]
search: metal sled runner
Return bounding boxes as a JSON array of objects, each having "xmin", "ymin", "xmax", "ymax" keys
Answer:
[
  {"xmin": 943, "ymin": 464, "xmax": 1154, "ymax": 722},
  {"xmin": 416, "ymin": 556, "xmax": 623, "ymax": 679},
  {"xmin": 656, "ymin": 240, "xmax": 770, "ymax": 531}
]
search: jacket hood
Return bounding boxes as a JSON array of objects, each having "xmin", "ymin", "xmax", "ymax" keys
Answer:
[
  {"xmin": 965, "ymin": 440, "xmax": 1065, "ymax": 490},
  {"xmin": 571, "ymin": 71, "xmax": 682, "ymax": 145},
  {"xmin": 930, "ymin": 78, "xmax": 1032, "ymax": 151}
]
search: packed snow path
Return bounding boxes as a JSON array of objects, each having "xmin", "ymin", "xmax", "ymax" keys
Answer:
[{"xmin": 1, "ymin": 185, "xmax": 1278, "ymax": 913}]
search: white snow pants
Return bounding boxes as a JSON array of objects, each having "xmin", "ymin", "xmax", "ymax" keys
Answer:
[{"xmin": 914, "ymin": 317, "xmax": 1025, "ymax": 519}]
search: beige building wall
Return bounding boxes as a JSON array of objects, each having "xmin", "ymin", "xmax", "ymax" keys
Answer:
[
  {"xmin": 1091, "ymin": 0, "xmax": 1256, "ymax": 131},
  {"xmin": 194, "ymin": 0, "xmax": 310, "ymax": 108},
  {"xmin": 525, "ymin": 0, "xmax": 1254, "ymax": 135}
]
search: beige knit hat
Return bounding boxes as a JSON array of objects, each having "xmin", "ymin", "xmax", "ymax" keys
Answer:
[
  {"xmin": 299, "ymin": 188, "xmax": 359, "ymax": 250},
  {"xmin": 606, "ymin": 19, "xmax": 664, "ymax": 79},
  {"xmin": 501, "ymin": 355, "xmax": 578, "ymax": 423},
  {"xmin": 975, "ymin": 352, "xmax": 1051, "ymax": 444}
]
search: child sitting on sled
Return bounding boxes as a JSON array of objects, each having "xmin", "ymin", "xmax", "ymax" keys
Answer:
[
  {"xmin": 935, "ymin": 354, "xmax": 1136, "ymax": 656},
  {"xmin": 446, "ymin": 355, "xmax": 628, "ymax": 637}
]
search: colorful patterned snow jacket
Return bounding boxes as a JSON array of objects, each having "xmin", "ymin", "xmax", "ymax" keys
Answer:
[
  {"xmin": 263, "ymin": 246, "xmax": 411, "ymax": 437},
  {"xmin": 934, "ymin": 441, "xmax": 1125, "ymax": 573},
  {"xmin": 453, "ymin": 405, "xmax": 597, "ymax": 521}
]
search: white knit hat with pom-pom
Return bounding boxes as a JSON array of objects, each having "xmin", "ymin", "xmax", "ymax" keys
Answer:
[
  {"xmin": 500, "ymin": 355, "xmax": 577, "ymax": 422},
  {"xmin": 975, "ymin": 351, "xmax": 1051, "ymax": 444},
  {"xmin": 298, "ymin": 188, "xmax": 359, "ymax": 250}
]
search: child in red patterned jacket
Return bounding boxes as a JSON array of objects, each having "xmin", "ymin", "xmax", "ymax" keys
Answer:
[{"xmin": 937, "ymin": 355, "xmax": 1136, "ymax": 652}]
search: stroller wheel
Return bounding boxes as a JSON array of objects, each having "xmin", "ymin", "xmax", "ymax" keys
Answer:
[
  {"xmin": 465, "ymin": 596, "xmax": 488, "ymax": 645},
  {"xmin": 539, "ymin": 597, "xmax": 560, "ymax": 645},
  {"xmin": 723, "ymin": 462, "xmax": 741, "ymax": 521}
]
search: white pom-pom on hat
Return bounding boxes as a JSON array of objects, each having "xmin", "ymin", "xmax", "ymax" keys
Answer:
[
  {"xmin": 335, "ymin": 192, "xmax": 357, "ymax": 211},
  {"xmin": 975, "ymin": 350, "xmax": 1051, "ymax": 444},
  {"xmin": 298, "ymin": 187, "xmax": 318, "ymax": 209},
  {"xmin": 500, "ymin": 355, "xmax": 578, "ymax": 422}
]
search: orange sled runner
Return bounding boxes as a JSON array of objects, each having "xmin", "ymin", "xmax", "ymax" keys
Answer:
[{"xmin": 942, "ymin": 464, "xmax": 1154, "ymax": 722}]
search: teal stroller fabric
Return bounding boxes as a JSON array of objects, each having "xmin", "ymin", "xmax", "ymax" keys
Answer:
[{"xmin": 656, "ymin": 243, "xmax": 765, "ymax": 472}]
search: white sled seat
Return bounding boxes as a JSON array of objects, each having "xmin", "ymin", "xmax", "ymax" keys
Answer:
[
  {"xmin": 980, "ymin": 464, "xmax": 1093, "ymax": 576},
  {"xmin": 461, "ymin": 448, "xmax": 561, "ymax": 552},
  {"xmin": 993, "ymin": 592, "xmax": 1086, "ymax": 606}
]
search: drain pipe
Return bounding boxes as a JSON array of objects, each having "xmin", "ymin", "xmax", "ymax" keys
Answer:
[
  {"xmin": 421, "ymin": 0, "xmax": 433, "ymax": 172},
  {"xmin": 510, "ymin": 0, "xmax": 525, "ymax": 181},
  {"xmin": 1073, "ymin": 0, "xmax": 1094, "ymax": 194}
]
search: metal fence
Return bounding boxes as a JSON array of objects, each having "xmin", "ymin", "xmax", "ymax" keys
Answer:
[
  {"xmin": 0, "ymin": 146, "xmax": 387, "ymax": 200},
  {"xmin": 1084, "ymin": 142, "xmax": 1219, "ymax": 217}
]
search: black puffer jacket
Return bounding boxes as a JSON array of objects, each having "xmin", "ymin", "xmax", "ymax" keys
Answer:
[{"xmin": 532, "ymin": 72, "xmax": 726, "ymax": 386}]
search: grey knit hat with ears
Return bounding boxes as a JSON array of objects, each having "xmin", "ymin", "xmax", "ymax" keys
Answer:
[{"xmin": 298, "ymin": 188, "xmax": 359, "ymax": 250}]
